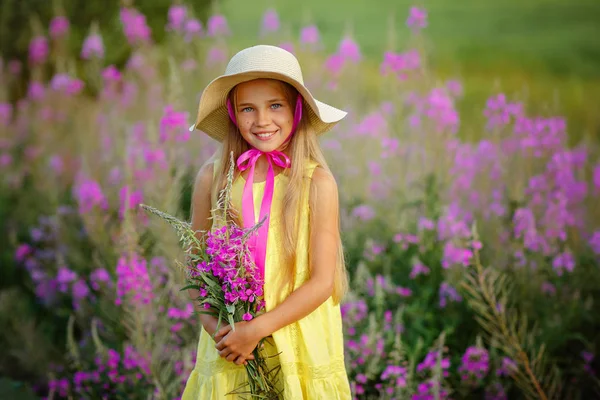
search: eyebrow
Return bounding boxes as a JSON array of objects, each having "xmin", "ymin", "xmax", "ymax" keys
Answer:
[{"xmin": 237, "ymin": 98, "xmax": 288, "ymax": 107}]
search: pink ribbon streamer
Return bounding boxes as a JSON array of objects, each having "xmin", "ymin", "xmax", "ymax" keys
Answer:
[{"xmin": 227, "ymin": 93, "xmax": 303, "ymax": 278}]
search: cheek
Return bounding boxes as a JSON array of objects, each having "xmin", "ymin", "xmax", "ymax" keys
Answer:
[{"xmin": 238, "ymin": 119, "xmax": 252, "ymax": 133}]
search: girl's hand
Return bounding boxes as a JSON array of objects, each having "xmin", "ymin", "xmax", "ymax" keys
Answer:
[{"xmin": 215, "ymin": 321, "xmax": 261, "ymax": 365}]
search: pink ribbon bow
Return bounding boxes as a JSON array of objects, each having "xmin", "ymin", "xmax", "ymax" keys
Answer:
[
  {"xmin": 227, "ymin": 94, "xmax": 303, "ymax": 278},
  {"xmin": 236, "ymin": 149, "xmax": 291, "ymax": 278}
]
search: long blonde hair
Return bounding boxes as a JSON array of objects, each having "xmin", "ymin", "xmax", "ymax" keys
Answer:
[{"xmin": 209, "ymin": 79, "xmax": 348, "ymax": 304}]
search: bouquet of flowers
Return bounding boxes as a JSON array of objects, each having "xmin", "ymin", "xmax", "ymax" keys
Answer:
[{"xmin": 140, "ymin": 152, "xmax": 281, "ymax": 399}]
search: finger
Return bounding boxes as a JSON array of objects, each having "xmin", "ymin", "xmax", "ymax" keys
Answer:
[
  {"xmin": 215, "ymin": 334, "xmax": 231, "ymax": 351},
  {"xmin": 215, "ymin": 324, "xmax": 232, "ymax": 338},
  {"xmin": 218, "ymin": 348, "xmax": 232, "ymax": 359},
  {"xmin": 234, "ymin": 356, "xmax": 246, "ymax": 365},
  {"xmin": 226, "ymin": 352, "xmax": 238, "ymax": 362},
  {"xmin": 246, "ymin": 354, "xmax": 255, "ymax": 360},
  {"xmin": 214, "ymin": 331, "xmax": 226, "ymax": 343}
]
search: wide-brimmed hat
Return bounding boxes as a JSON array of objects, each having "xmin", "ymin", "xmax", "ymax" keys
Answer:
[{"xmin": 188, "ymin": 45, "xmax": 347, "ymax": 142}]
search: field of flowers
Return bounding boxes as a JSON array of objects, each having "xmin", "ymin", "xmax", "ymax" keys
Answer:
[{"xmin": 1, "ymin": 3, "xmax": 599, "ymax": 399}]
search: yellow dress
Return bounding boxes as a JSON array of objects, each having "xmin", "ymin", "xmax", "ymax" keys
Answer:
[{"xmin": 181, "ymin": 159, "xmax": 351, "ymax": 399}]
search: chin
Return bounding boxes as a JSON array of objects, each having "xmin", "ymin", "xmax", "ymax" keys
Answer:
[{"xmin": 254, "ymin": 142, "xmax": 282, "ymax": 153}]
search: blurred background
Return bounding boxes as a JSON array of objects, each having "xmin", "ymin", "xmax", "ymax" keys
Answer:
[{"xmin": 1, "ymin": 0, "xmax": 599, "ymax": 398}]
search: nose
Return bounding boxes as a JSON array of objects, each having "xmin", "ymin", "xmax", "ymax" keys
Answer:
[{"xmin": 255, "ymin": 108, "xmax": 271, "ymax": 127}]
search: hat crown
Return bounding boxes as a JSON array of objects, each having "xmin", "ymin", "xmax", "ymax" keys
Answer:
[{"xmin": 224, "ymin": 45, "xmax": 305, "ymax": 84}]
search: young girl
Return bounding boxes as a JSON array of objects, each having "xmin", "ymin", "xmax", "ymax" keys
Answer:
[{"xmin": 182, "ymin": 45, "xmax": 351, "ymax": 399}]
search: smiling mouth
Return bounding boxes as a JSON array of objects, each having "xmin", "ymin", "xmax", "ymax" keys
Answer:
[{"xmin": 254, "ymin": 130, "xmax": 278, "ymax": 139}]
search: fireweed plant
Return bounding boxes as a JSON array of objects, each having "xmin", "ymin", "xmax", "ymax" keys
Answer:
[
  {"xmin": 140, "ymin": 152, "xmax": 281, "ymax": 399},
  {"xmin": 3, "ymin": 3, "xmax": 600, "ymax": 400}
]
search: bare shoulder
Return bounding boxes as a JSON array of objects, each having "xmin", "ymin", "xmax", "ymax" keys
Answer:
[
  {"xmin": 309, "ymin": 166, "xmax": 339, "ymax": 208},
  {"xmin": 194, "ymin": 162, "xmax": 214, "ymax": 193}
]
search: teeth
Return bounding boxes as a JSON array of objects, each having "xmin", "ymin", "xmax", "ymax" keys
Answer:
[{"xmin": 257, "ymin": 132, "xmax": 275, "ymax": 138}]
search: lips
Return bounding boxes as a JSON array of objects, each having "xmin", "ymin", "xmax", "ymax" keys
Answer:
[{"xmin": 253, "ymin": 130, "xmax": 278, "ymax": 141}]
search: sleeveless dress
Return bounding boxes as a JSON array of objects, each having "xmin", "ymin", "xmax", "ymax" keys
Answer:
[{"xmin": 181, "ymin": 159, "xmax": 351, "ymax": 400}]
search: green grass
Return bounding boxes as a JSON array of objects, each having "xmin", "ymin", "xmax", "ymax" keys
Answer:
[{"xmin": 215, "ymin": 0, "xmax": 600, "ymax": 142}]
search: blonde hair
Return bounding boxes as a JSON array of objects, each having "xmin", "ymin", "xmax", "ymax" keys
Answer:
[{"xmin": 209, "ymin": 79, "xmax": 348, "ymax": 304}]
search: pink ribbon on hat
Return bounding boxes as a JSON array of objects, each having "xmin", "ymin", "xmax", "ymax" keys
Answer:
[{"xmin": 227, "ymin": 94, "xmax": 303, "ymax": 278}]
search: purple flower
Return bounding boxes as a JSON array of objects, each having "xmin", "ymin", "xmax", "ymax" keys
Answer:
[
  {"xmin": 590, "ymin": 231, "xmax": 600, "ymax": 255},
  {"xmin": 483, "ymin": 93, "xmax": 523, "ymax": 130},
  {"xmin": 50, "ymin": 73, "xmax": 84, "ymax": 95},
  {"xmin": 0, "ymin": 103, "xmax": 12, "ymax": 127},
  {"xmin": 396, "ymin": 286, "xmax": 412, "ymax": 297},
  {"xmin": 102, "ymin": 65, "xmax": 121, "ymax": 82},
  {"xmin": 118, "ymin": 185, "xmax": 144, "ymax": 220},
  {"xmin": 261, "ymin": 9, "xmax": 280, "ymax": 34},
  {"xmin": 324, "ymin": 53, "xmax": 345, "ymax": 76},
  {"xmin": 380, "ymin": 49, "xmax": 421, "ymax": 80},
  {"xmin": 115, "ymin": 253, "xmax": 154, "ymax": 307},
  {"xmin": 417, "ymin": 350, "xmax": 450, "ymax": 376},
  {"xmin": 27, "ymin": 81, "xmax": 46, "ymax": 100},
  {"xmin": 81, "ymin": 33, "xmax": 104, "ymax": 59},
  {"xmin": 72, "ymin": 279, "xmax": 90, "ymax": 308},
  {"xmin": 406, "ymin": 7, "xmax": 428, "ymax": 30},
  {"xmin": 552, "ymin": 250, "xmax": 575, "ymax": 276},
  {"xmin": 439, "ymin": 282, "xmax": 462, "ymax": 308},
  {"xmin": 496, "ymin": 357, "xmax": 517, "ymax": 377},
  {"xmin": 15, "ymin": 244, "xmax": 33, "ymax": 262},
  {"xmin": 48, "ymin": 155, "xmax": 64, "ymax": 175},
  {"xmin": 73, "ymin": 178, "xmax": 108, "ymax": 214},
  {"xmin": 341, "ymin": 299, "xmax": 368, "ymax": 328},
  {"xmin": 56, "ymin": 267, "xmax": 78, "ymax": 292},
  {"xmin": 120, "ymin": 7, "xmax": 152, "ymax": 45},
  {"xmin": 338, "ymin": 36, "xmax": 361, "ymax": 63},
  {"xmin": 8, "ymin": 59, "xmax": 22, "ymax": 75},
  {"xmin": 418, "ymin": 217, "xmax": 436, "ymax": 231},
  {"xmin": 50, "ymin": 16, "xmax": 70, "ymax": 39},
  {"xmin": 0, "ymin": 153, "xmax": 12, "ymax": 167},
  {"xmin": 207, "ymin": 14, "xmax": 230, "ymax": 36},
  {"xmin": 381, "ymin": 365, "xmax": 407, "ymax": 384},
  {"xmin": 442, "ymin": 241, "xmax": 473, "ymax": 268},
  {"xmin": 90, "ymin": 268, "xmax": 112, "ymax": 290},
  {"xmin": 541, "ymin": 281, "xmax": 556, "ymax": 295},
  {"xmin": 242, "ymin": 312, "xmax": 253, "ymax": 321},
  {"xmin": 410, "ymin": 262, "xmax": 430, "ymax": 279},
  {"xmin": 206, "ymin": 46, "xmax": 227, "ymax": 67},
  {"xmin": 437, "ymin": 206, "xmax": 471, "ymax": 240},
  {"xmin": 184, "ymin": 19, "xmax": 203, "ymax": 42},
  {"xmin": 459, "ymin": 346, "xmax": 490, "ymax": 382},
  {"xmin": 582, "ymin": 351, "xmax": 594, "ymax": 364},
  {"xmin": 278, "ymin": 42, "xmax": 295, "ymax": 54},
  {"xmin": 300, "ymin": 25, "xmax": 320, "ymax": 45},
  {"xmin": 160, "ymin": 105, "xmax": 189, "ymax": 142},
  {"xmin": 167, "ymin": 5, "xmax": 187, "ymax": 32},
  {"xmin": 351, "ymin": 204, "xmax": 375, "ymax": 221},
  {"xmin": 29, "ymin": 36, "xmax": 49, "ymax": 65},
  {"xmin": 48, "ymin": 378, "xmax": 70, "ymax": 397}
]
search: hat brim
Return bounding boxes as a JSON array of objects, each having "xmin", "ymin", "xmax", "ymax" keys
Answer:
[{"xmin": 189, "ymin": 71, "xmax": 347, "ymax": 142}]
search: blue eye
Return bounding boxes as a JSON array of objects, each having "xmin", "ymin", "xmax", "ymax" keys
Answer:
[
  {"xmin": 241, "ymin": 107, "xmax": 253, "ymax": 112},
  {"xmin": 271, "ymin": 103, "xmax": 282, "ymax": 109}
]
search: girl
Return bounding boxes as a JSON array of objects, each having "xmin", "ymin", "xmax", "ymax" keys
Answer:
[{"xmin": 182, "ymin": 45, "xmax": 351, "ymax": 399}]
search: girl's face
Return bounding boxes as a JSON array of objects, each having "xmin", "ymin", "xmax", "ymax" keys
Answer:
[{"xmin": 233, "ymin": 79, "xmax": 295, "ymax": 153}]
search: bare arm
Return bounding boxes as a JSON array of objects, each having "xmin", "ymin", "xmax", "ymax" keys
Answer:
[
  {"xmin": 188, "ymin": 162, "xmax": 220, "ymax": 338},
  {"xmin": 215, "ymin": 167, "xmax": 339, "ymax": 359},
  {"xmin": 253, "ymin": 167, "xmax": 339, "ymax": 336}
]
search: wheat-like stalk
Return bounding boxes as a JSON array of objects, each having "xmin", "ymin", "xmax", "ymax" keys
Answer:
[
  {"xmin": 139, "ymin": 203, "xmax": 201, "ymax": 251},
  {"xmin": 461, "ymin": 223, "xmax": 562, "ymax": 400}
]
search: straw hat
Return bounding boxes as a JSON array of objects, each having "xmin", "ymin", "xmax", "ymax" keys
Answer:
[{"xmin": 188, "ymin": 45, "xmax": 347, "ymax": 142}]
